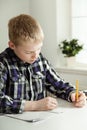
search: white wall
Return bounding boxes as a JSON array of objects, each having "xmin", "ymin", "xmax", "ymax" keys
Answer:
[
  {"xmin": 29, "ymin": 0, "xmax": 59, "ymax": 67},
  {"xmin": 56, "ymin": 0, "xmax": 71, "ymax": 43},
  {"xmin": 0, "ymin": 0, "xmax": 30, "ymax": 52},
  {"xmin": 56, "ymin": 0, "xmax": 72, "ymax": 66}
]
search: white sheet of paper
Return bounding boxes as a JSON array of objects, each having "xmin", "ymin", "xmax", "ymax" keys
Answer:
[{"xmin": 6, "ymin": 111, "xmax": 56, "ymax": 124}]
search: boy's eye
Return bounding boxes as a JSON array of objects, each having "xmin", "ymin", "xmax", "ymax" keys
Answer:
[
  {"xmin": 24, "ymin": 51, "xmax": 34, "ymax": 54},
  {"xmin": 25, "ymin": 52, "xmax": 32, "ymax": 54},
  {"xmin": 24, "ymin": 49, "xmax": 41, "ymax": 54}
]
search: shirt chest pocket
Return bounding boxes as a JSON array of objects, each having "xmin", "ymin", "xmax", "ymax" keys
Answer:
[
  {"xmin": 32, "ymin": 72, "xmax": 46, "ymax": 93},
  {"xmin": 10, "ymin": 72, "xmax": 26, "ymax": 83}
]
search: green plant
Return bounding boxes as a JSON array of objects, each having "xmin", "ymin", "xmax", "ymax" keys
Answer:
[{"xmin": 59, "ymin": 39, "xmax": 83, "ymax": 57}]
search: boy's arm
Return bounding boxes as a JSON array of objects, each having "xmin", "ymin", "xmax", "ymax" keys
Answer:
[
  {"xmin": 44, "ymin": 59, "xmax": 76, "ymax": 101},
  {"xmin": 24, "ymin": 97, "xmax": 58, "ymax": 111},
  {"xmin": 0, "ymin": 94, "xmax": 22, "ymax": 113},
  {"xmin": 0, "ymin": 63, "xmax": 22, "ymax": 114}
]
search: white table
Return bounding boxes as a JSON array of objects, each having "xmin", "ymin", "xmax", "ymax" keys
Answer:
[{"xmin": 0, "ymin": 98, "xmax": 87, "ymax": 130}]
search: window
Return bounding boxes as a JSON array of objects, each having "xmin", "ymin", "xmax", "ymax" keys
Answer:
[{"xmin": 71, "ymin": 0, "xmax": 87, "ymax": 64}]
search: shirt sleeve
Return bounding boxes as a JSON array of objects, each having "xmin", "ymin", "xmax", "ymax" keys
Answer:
[
  {"xmin": 0, "ymin": 62, "xmax": 22, "ymax": 114},
  {"xmin": 44, "ymin": 59, "xmax": 76, "ymax": 101}
]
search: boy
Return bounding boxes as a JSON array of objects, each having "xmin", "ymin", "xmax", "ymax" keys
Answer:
[{"xmin": 0, "ymin": 14, "xmax": 86, "ymax": 114}]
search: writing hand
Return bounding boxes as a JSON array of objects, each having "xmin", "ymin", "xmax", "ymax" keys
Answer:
[{"xmin": 70, "ymin": 92, "xmax": 86, "ymax": 107}]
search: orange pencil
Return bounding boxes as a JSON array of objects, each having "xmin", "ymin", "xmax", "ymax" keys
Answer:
[{"xmin": 76, "ymin": 80, "xmax": 79, "ymax": 101}]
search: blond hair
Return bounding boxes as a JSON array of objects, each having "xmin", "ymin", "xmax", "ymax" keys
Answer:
[{"xmin": 8, "ymin": 14, "xmax": 44, "ymax": 45}]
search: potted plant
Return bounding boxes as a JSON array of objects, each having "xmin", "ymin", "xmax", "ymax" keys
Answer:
[{"xmin": 59, "ymin": 39, "xmax": 83, "ymax": 66}]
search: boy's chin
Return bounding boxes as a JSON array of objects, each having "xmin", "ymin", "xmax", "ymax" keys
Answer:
[
  {"xmin": 28, "ymin": 60, "xmax": 35, "ymax": 64},
  {"xmin": 24, "ymin": 59, "xmax": 37, "ymax": 64}
]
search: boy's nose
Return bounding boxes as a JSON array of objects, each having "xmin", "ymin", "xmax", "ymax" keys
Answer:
[{"xmin": 32, "ymin": 52, "xmax": 38, "ymax": 59}]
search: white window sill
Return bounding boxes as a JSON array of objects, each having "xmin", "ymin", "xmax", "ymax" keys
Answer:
[{"xmin": 55, "ymin": 66, "xmax": 87, "ymax": 75}]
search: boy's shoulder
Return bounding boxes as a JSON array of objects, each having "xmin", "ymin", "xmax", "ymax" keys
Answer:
[
  {"xmin": 0, "ymin": 48, "xmax": 8, "ymax": 58},
  {"xmin": 0, "ymin": 48, "xmax": 14, "ymax": 63},
  {"xmin": 0, "ymin": 48, "xmax": 10, "ymax": 57}
]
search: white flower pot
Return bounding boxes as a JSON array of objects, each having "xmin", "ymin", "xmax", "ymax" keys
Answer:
[{"xmin": 65, "ymin": 57, "xmax": 76, "ymax": 67}]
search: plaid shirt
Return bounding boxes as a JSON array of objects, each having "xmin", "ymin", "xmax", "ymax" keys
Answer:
[{"xmin": 0, "ymin": 48, "xmax": 75, "ymax": 114}]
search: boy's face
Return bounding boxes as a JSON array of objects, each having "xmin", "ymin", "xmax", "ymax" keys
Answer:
[{"xmin": 9, "ymin": 40, "xmax": 43, "ymax": 64}]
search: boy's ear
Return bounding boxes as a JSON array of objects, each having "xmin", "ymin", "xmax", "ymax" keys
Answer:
[{"xmin": 8, "ymin": 41, "xmax": 15, "ymax": 50}]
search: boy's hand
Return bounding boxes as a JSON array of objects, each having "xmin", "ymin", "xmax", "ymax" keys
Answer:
[
  {"xmin": 24, "ymin": 97, "xmax": 58, "ymax": 111},
  {"xmin": 70, "ymin": 92, "xmax": 86, "ymax": 107},
  {"xmin": 35, "ymin": 97, "xmax": 58, "ymax": 111}
]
